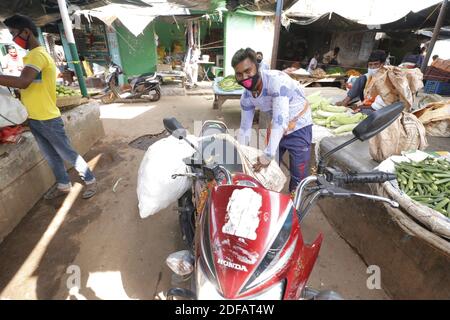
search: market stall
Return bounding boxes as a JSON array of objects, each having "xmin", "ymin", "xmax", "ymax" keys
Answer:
[
  {"xmin": 285, "ymin": 67, "xmax": 361, "ymax": 89},
  {"xmin": 316, "ymin": 134, "xmax": 450, "ymax": 299},
  {"xmin": 288, "ymin": 71, "xmax": 347, "ymax": 88},
  {"xmin": 423, "ymin": 58, "xmax": 450, "ymax": 96},
  {"xmin": 212, "ymin": 76, "xmax": 244, "ymax": 111},
  {"xmin": 73, "ymin": 21, "xmax": 109, "ymax": 67},
  {"xmin": 300, "ymin": 76, "xmax": 450, "ymax": 298}
]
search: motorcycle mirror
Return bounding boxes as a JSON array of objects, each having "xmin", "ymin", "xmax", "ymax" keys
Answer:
[
  {"xmin": 317, "ymin": 102, "xmax": 404, "ymax": 174},
  {"xmin": 352, "ymin": 102, "xmax": 404, "ymax": 141},
  {"xmin": 163, "ymin": 118, "xmax": 202, "ymax": 162},
  {"xmin": 163, "ymin": 117, "xmax": 187, "ymax": 140}
]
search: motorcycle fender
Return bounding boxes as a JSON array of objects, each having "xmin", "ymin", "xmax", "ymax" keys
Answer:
[{"xmin": 284, "ymin": 233, "xmax": 323, "ymax": 300}]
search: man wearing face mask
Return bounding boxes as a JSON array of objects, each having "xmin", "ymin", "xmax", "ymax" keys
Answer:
[
  {"xmin": 336, "ymin": 50, "xmax": 387, "ymax": 110},
  {"xmin": 256, "ymin": 51, "xmax": 270, "ymax": 71},
  {"xmin": 0, "ymin": 15, "xmax": 97, "ymax": 200},
  {"xmin": 233, "ymin": 48, "xmax": 312, "ymax": 193},
  {"xmin": 2, "ymin": 46, "xmax": 24, "ymax": 76}
]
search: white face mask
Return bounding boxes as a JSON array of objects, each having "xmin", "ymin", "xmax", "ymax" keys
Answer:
[{"xmin": 367, "ymin": 68, "xmax": 379, "ymax": 76}]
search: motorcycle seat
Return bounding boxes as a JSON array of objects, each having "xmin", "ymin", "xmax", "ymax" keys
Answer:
[
  {"xmin": 128, "ymin": 72, "xmax": 156, "ymax": 84},
  {"xmin": 198, "ymin": 135, "xmax": 243, "ymax": 174}
]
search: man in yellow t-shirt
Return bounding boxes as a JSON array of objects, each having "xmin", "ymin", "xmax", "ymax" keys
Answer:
[{"xmin": 0, "ymin": 15, "xmax": 97, "ymax": 199}]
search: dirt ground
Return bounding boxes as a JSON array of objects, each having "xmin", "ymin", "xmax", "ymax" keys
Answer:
[{"xmin": 0, "ymin": 95, "xmax": 388, "ymax": 300}]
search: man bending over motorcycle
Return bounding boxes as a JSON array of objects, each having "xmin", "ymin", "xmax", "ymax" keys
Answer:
[{"xmin": 233, "ymin": 48, "xmax": 313, "ymax": 192}]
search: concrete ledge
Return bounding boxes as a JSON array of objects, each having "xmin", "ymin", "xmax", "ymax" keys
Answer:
[{"xmin": 0, "ymin": 101, "xmax": 105, "ymax": 243}]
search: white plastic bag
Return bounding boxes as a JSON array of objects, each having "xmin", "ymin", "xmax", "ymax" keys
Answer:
[
  {"xmin": 137, "ymin": 135, "xmax": 197, "ymax": 218},
  {"xmin": 0, "ymin": 86, "xmax": 28, "ymax": 128}
]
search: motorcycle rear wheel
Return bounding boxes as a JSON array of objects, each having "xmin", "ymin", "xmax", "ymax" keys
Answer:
[{"xmin": 150, "ymin": 88, "xmax": 161, "ymax": 102}]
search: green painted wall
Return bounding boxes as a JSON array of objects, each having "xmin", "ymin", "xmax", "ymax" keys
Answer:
[
  {"xmin": 209, "ymin": 0, "xmax": 225, "ymax": 11},
  {"xmin": 115, "ymin": 21, "xmax": 157, "ymax": 78},
  {"xmin": 154, "ymin": 20, "xmax": 186, "ymax": 53}
]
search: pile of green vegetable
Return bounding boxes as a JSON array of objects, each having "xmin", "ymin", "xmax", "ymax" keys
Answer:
[
  {"xmin": 218, "ymin": 75, "xmax": 242, "ymax": 92},
  {"xmin": 395, "ymin": 158, "xmax": 450, "ymax": 217},
  {"xmin": 326, "ymin": 67, "xmax": 345, "ymax": 75},
  {"xmin": 307, "ymin": 92, "xmax": 367, "ymax": 134},
  {"xmin": 56, "ymin": 85, "xmax": 79, "ymax": 97}
]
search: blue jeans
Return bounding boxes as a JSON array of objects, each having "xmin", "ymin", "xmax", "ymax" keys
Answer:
[
  {"xmin": 278, "ymin": 125, "xmax": 312, "ymax": 192},
  {"xmin": 28, "ymin": 117, "xmax": 95, "ymax": 188}
]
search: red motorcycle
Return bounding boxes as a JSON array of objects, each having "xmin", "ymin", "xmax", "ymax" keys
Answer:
[{"xmin": 164, "ymin": 102, "xmax": 403, "ymax": 300}]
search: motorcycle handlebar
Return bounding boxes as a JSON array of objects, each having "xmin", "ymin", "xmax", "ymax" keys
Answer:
[{"xmin": 327, "ymin": 171, "xmax": 396, "ymax": 184}]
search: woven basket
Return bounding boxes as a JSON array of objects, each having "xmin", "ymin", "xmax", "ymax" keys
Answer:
[{"xmin": 56, "ymin": 95, "xmax": 82, "ymax": 108}]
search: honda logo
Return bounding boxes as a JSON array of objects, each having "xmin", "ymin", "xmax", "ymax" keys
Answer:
[{"xmin": 217, "ymin": 258, "xmax": 248, "ymax": 272}]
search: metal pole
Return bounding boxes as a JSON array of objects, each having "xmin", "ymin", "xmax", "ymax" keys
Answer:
[
  {"xmin": 270, "ymin": 0, "xmax": 284, "ymax": 69},
  {"xmin": 421, "ymin": 0, "xmax": 448, "ymax": 73},
  {"xmin": 37, "ymin": 27, "xmax": 45, "ymax": 46},
  {"xmin": 57, "ymin": 0, "xmax": 88, "ymax": 97}
]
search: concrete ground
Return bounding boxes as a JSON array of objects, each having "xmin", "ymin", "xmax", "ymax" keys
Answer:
[{"xmin": 0, "ymin": 95, "xmax": 388, "ymax": 300}]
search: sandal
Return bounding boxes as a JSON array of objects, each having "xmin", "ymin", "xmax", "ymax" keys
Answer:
[
  {"xmin": 44, "ymin": 184, "xmax": 70, "ymax": 200},
  {"xmin": 82, "ymin": 182, "xmax": 97, "ymax": 199}
]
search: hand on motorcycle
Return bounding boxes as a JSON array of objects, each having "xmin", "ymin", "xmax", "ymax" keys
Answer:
[{"xmin": 253, "ymin": 154, "xmax": 272, "ymax": 172}]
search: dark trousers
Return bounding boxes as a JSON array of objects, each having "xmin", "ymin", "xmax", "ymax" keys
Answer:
[{"xmin": 278, "ymin": 125, "xmax": 312, "ymax": 192}]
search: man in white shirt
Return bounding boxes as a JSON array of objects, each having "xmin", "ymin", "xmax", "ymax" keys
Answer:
[
  {"xmin": 1, "ymin": 45, "xmax": 23, "ymax": 76},
  {"xmin": 184, "ymin": 44, "xmax": 200, "ymax": 88},
  {"xmin": 233, "ymin": 48, "xmax": 312, "ymax": 192},
  {"xmin": 307, "ymin": 52, "xmax": 320, "ymax": 73},
  {"xmin": 256, "ymin": 51, "xmax": 270, "ymax": 71}
]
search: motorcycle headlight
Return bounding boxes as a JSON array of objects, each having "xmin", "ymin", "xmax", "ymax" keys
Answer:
[
  {"xmin": 246, "ymin": 281, "xmax": 285, "ymax": 300},
  {"xmin": 196, "ymin": 261, "xmax": 285, "ymax": 300},
  {"xmin": 196, "ymin": 261, "xmax": 224, "ymax": 300}
]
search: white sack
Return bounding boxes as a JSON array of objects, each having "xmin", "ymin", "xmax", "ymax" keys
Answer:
[
  {"xmin": 137, "ymin": 135, "xmax": 197, "ymax": 218},
  {"xmin": 0, "ymin": 86, "xmax": 28, "ymax": 128}
]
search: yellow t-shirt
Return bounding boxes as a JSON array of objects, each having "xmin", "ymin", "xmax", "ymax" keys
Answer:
[
  {"xmin": 82, "ymin": 60, "xmax": 93, "ymax": 77},
  {"xmin": 21, "ymin": 46, "xmax": 60, "ymax": 120}
]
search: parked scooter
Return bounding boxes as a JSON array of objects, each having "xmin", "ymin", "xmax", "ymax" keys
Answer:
[
  {"xmin": 163, "ymin": 102, "xmax": 404, "ymax": 300},
  {"xmin": 127, "ymin": 72, "xmax": 162, "ymax": 101},
  {"xmin": 101, "ymin": 61, "xmax": 161, "ymax": 103}
]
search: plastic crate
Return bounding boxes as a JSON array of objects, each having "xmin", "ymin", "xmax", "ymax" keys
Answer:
[{"xmin": 424, "ymin": 80, "xmax": 450, "ymax": 95}]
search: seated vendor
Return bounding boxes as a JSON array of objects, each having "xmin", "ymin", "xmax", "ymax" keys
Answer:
[
  {"xmin": 401, "ymin": 46, "xmax": 425, "ymax": 69},
  {"xmin": 336, "ymin": 50, "xmax": 387, "ymax": 114},
  {"xmin": 307, "ymin": 51, "xmax": 320, "ymax": 73},
  {"xmin": 322, "ymin": 47, "xmax": 340, "ymax": 66}
]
